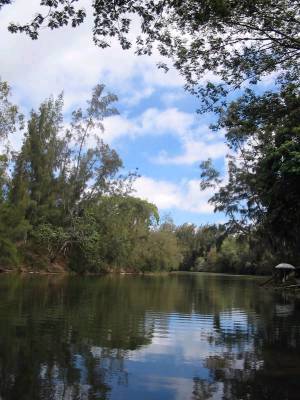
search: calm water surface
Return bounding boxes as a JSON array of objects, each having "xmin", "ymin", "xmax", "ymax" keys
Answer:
[{"xmin": 0, "ymin": 273, "xmax": 300, "ymax": 400}]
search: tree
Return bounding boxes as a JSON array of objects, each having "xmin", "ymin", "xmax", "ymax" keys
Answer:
[
  {"xmin": 10, "ymin": 84, "xmax": 123, "ymax": 220},
  {"xmin": 175, "ymin": 223, "xmax": 226, "ymax": 271},
  {"xmin": 3, "ymin": 1, "xmax": 299, "ymax": 111},
  {"xmin": 10, "ymin": 95, "xmax": 65, "ymax": 226},
  {"xmin": 0, "ymin": 79, "xmax": 27, "ymax": 267},
  {"xmin": 200, "ymin": 84, "xmax": 300, "ymax": 262},
  {"xmin": 0, "ymin": 78, "xmax": 23, "ymax": 142},
  {"xmin": 68, "ymin": 196, "xmax": 159, "ymax": 272},
  {"xmin": 0, "ymin": 81, "xmax": 187, "ymax": 273},
  {"xmin": 8, "ymin": 85, "xmax": 141, "ymax": 269},
  {"xmin": 131, "ymin": 229, "xmax": 182, "ymax": 272}
]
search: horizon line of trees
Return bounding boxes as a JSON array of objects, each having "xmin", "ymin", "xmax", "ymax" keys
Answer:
[{"xmin": 0, "ymin": 78, "xmax": 298, "ymax": 275}]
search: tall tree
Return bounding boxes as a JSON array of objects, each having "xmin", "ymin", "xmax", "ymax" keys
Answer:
[
  {"xmin": 200, "ymin": 84, "xmax": 300, "ymax": 262},
  {"xmin": 0, "ymin": 79, "xmax": 27, "ymax": 267},
  {"xmin": 9, "ymin": 85, "xmax": 142, "ymax": 269},
  {"xmin": 0, "ymin": 78, "xmax": 23, "ymax": 141},
  {"xmin": 10, "ymin": 95, "xmax": 64, "ymax": 225}
]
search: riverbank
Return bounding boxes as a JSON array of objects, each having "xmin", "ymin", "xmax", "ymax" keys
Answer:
[{"xmin": 0, "ymin": 265, "xmax": 270, "ymax": 279}]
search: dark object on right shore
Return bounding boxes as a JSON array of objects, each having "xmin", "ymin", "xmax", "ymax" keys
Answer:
[
  {"xmin": 274, "ymin": 263, "xmax": 300, "ymax": 285},
  {"xmin": 260, "ymin": 263, "xmax": 300, "ymax": 289},
  {"xmin": 274, "ymin": 263, "xmax": 296, "ymax": 283}
]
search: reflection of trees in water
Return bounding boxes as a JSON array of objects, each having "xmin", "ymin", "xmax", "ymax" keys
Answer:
[
  {"xmin": 192, "ymin": 378, "xmax": 218, "ymax": 400},
  {"xmin": 0, "ymin": 275, "xmax": 154, "ymax": 399},
  {"xmin": 0, "ymin": 274, "xmax": 300, "ymax": 399},
  {"xmin": 0, "ymin": 323, "xmax": 127, "ymax": 399},
  {"xmin": 192, "ymin": 292, "xmax": 300, "ymax": 400},
  {"xmin": 192, "ymin": 350, "xmax": 300, "ymax": 400}
]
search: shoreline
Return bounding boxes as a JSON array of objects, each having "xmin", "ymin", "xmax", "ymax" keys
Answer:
[{"xmin": 0, "ymin": 268, "xmax": 269, "ymax": 279}]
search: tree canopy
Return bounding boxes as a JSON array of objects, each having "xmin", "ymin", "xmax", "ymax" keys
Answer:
[
  {"xmin": 200, "ymin": 83, "xmax": 300, "ymax": 263},
  {"xmin": 2, "ymin": 0, "xmax": 299, "ymax": 110},
  {"xmin": 0, "ymin": 80, "xmax": 186, "ymax": 273}
]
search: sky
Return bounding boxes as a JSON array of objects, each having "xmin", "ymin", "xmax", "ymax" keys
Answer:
[{"xmin": 0, "ymin": 0, "xmax": 230, "ymax": 226}]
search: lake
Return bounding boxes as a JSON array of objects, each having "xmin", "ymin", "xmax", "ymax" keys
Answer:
[{"xmin": 0, "ymin": 272, "xmax": 300, "ymax": 400}]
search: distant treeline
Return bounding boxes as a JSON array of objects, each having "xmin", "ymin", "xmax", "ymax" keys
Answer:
[{"xmin": 174, "ymin": 223, "xmax": 278, "ymax": 275}]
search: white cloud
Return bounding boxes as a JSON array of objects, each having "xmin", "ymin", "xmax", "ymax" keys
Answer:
[
  {"xmin": 122, "ymin": 87, "xmax": 155, "ymax": 107},
  {"xmin": 161, "ymin": 91, "xmax": 185, "ymax": 106},
  {"xmin": 102, "ymin": 115, "xmax": 136, "ymax": 143},
  {"xmin": 155, "ymin": 139, "xmax": 226, "ymax": 165},
  {"xmin": 0, "ymin": 2, "xmax": 226, "ymax": 168},
  {"xmin": 103, "ymin": 108, "xmax": 226, "ymax": 164},
  {"xmin": 133, "ymin": 176, "xmax": 215, "ymax": 214},
  {"xmin": 140, "ymin": 108, "xmax": 194, "ymax": 136},
  {"xmin": 0, "ymin": 1, "xmax": 183, "ymax": 111},
  {"xmin": 101, "ymin": 107, "xmax": 196, "ymax": 143}
]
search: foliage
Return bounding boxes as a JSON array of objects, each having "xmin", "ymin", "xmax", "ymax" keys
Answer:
[
  {"xmin": 175, "ymin": 223, "xmax": 226, "ymax": 271},
  {"xmin": 0, "ymin": 81, "xmax": 183, "ymax": 273},
  {"xmin": 68, "ymin": 196, "xmax": 160, "ymax": 273},
  {"xmin": 2, "ymin": 1, "xmax": 299, "ymax": 110},
  {"xmin": 130, "ymin": 229, "xmax": 182, "ymax": 272},
  {"xmin": 0, "ymin": 203, "xmax": 30, "ymax": 267},
  {"xmin": 0, "ymin": 77, "xmax": 298, "ymax": 274},
  {"xmin": 214, "ymin": 237, "xmax": 252, "ymax": 274},
  {"xmin": 0, "ymin": 82, "xmax": 27, "ymax": 267},
  {"xmin": 200, "ymin": 84, "xmax": 300, "ymax": 264},
  {"xmin": 0, "ymin": 78, "xmax": 23, "ymax": 140}
]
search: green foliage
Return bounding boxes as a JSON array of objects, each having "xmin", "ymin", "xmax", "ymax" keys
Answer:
[
  {"xmin": 0, "ymin": 82, "xmax": 169, "ymax": 272},
  {"xmin": 66, "ymin": 196, "xmax": 160, "ymax": 273},
  {"xmin": 0, "ymin": 78, "xmax": 23, "ymax": 140},
  {"xmin": 32, "ymin": 223, "xmax": 69, "ymax": 260},
  {"xmin": 0, "ymin": 203, "xmax": 30, "ymax": 267},
  {"xmin": 216, "ymin": 237, "xmax": 252, "ymax": 274},
  {"xmin": 0, "ymin": 77, "xmax": 298, "ymax": 275},
  {"xmin": 130, "ymin": 229, "xmax": 182, "ymax": 272},
  {"xmin": 175, "ymin": 223, "xmax": 281, "ymax": 275},
  {"xmin": 1, "ymin": 1, "xmax": 299, "ymax": 274},
  {"xmin": 3, "ymin": 1, "xmax": 299, "ymax": 110},
  {"xmin": 0, "ymin": 81, "xmax": 25, "ymax": 265},
  {"xmin": 200, "ymin": 159, "xmax": 221, "ymax": 190},
  {"xmin": 200, "ymin": 84, "xmax": 300, "ymax": 264},
  {"xmin": 175, "ymin": 223, "xmax": 226, "ymax": 271},
  {"xmin": 193, "ymin": 256, "xmax": 206, "ymax": 272}
]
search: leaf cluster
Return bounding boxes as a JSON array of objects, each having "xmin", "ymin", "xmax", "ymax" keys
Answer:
[{"xmin": 2, "ymin": 1, "xmax": 299, "ymax": 111}]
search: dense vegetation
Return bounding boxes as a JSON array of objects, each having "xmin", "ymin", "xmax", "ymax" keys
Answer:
[
  {"xmin": 200, "ymin": 84, "xmax": 300, "ymax": 269},
  {"xmin": 0, "ymin": 82, "xmax": 183, "ymax": 273},
  {"xmin": 0, "ymin": 83, "xmax": 299, "ymax": 275}
]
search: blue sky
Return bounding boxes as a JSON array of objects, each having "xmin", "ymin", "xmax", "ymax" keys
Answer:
[{"xmin": 0, "ymin": 1, "xmax": 247, "ymax": 226}]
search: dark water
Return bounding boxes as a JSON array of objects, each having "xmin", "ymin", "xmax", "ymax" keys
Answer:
[{"xmin": 0, "ymin": 273, "xmax": 300, "ymax": 400}]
